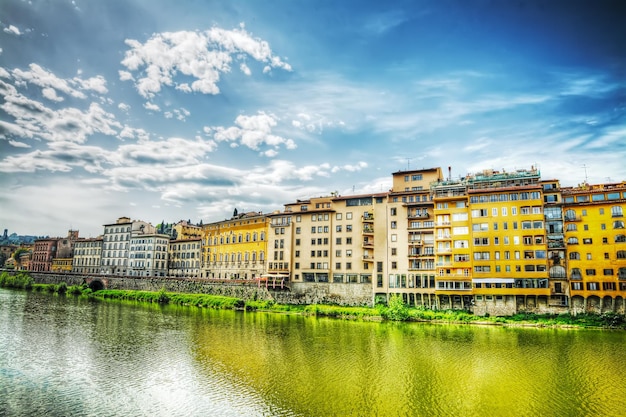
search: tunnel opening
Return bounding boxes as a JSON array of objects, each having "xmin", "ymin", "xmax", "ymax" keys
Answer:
[{"xmin": 89, "ymin": 280, "xmax": 104, "ymax": 292}]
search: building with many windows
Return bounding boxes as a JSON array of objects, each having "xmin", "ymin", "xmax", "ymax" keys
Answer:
[
  {"xmin": 202, "ymin": 212, "xmax": 269, "ymax": 279},
  {"xmin": 72, "ymin": 237, "xmax": 103, "ymax": 274},
  {"xmin": 168, "ymin": 238, "xmax": 201, "ymax": 277},
  {"xmin": 562, "ymin": 181, "xmax": 626, "ymax": 313},
  {"xmin": 128, "ymin": 231, "xmax": 170, "ymax": 277}
]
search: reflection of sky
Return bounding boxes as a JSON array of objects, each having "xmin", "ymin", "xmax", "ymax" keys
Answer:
[{"xmin": 0, "ymin": 0, "xmax": 624, "ymax": 236}]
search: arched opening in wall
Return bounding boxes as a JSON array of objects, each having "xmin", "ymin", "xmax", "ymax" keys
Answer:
[
  {"xmin": 586, "ymin": 295, "xmax": 601, "ymax": 314},
  {"xmin": 89, "ymin": 280, "xmax": 104, "ymax": 292},
  {"xmin": 602, "ymin": 295, "xmax": 614, "ymax": 313}
]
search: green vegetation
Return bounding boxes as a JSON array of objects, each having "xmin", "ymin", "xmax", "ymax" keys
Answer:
[
  {"xmin": 2, "ymin": 271, "xmax": 626, "ymax": 329},
  {"xmin": 0, "ymin": 271, "xmax": 34, "ymax": 290}
]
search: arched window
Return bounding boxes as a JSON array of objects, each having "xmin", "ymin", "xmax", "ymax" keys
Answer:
[
  {"xmin": 565, "ymin": 209, "xmax": 577, "ymax": 221},
  {"xmin": 260, "ymin": 251, "xmax": 265, "ymax": 261},
  {"xmin": 260, "ymin": 232, "xmax": 265, "ymax": 241},
  {"xmin": 549, "ymin": 265, "xmax": 566, "ymax": 278},
  {"xmin": 614, "ymin": 221, "xmax": 625, "ymax": 229},
  {"xmin": 616, "ymin": 235, "xmax": 626, "ymax": 243},
  {"xmin": 567, "ymin": 237, "xmax": 579, "ymax": 245},
  {"xmin": 570, "ymin": 268, "xmax": 582, "ymax": 279},
  {"xmin": 253, "ymin": 232, "xmax": 257, "ymax": 242},
  {"xmin": 611, "ymin": 206, "xmax": 623, "ymax": 217},
  {"xmin": 566, "ymin": 224, "xmax": 577, "ymax": 231},
  {"xmin": 569, "ymin": 252, "xmax": 580, "ymax": 260},
  {"xmin": 619, "ymin": 267, "xmax": 626, "ymax": 279}
]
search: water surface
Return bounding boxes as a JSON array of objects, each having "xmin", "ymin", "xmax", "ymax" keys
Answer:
[{"xmin": 1, "ymin": 288, "xmax": 625, "ymax": 416}]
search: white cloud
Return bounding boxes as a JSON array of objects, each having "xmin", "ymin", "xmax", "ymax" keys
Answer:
[
  {"xmin": 73, "ymin": 75, "xmax": 108, "ymax": 94},
  {"xmin": 41, "ymin": 87, "xmax": 64, "ymax": 102},
  {"xmin": 118, "ymin": 102, "xmax": 130, "ymax": 112},
  {"xmin": 0, "ymin": 67, "xmax": 10, "ymax": 78},
  {"xmin": 209, "ymin": 111, "xmax": 296, "ymax": 154},
  {"xmin": 118, "ymin": 70, "xmax": 134, "ymax": 81},
  {"xmin": 120, "ymin": 25, "xmax": 291, "ymax": 99},
  {"xmin": 0, "ymin": 78, "xmax": 122, "ymax": 144},
  {"xmin": 12, "ymin": 63, "xmax": 87, "ymax": 99},
  {"xmin": 143, "ymin": 101, "xmax": 161, "ymax": 112},
  {"xmin": 8, "ymin": 140, "xmax": 31, "ymax": 148},
  {"xmin": 240, "ymin": 63, "xmax": 251, "ymax": 76},
  {"xmin": 3, "ymin": 25, "xmax": 22, "ymax": 36}
]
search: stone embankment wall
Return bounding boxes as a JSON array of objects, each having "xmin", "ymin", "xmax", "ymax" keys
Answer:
[{"xmin": 24, "ymin": 272, "xmax": 374, "ymax": 307}]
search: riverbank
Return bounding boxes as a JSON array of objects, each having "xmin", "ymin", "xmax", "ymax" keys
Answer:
[{"xmin": 2, "ymin": 272, "xmax": 625, "ymax": 329}]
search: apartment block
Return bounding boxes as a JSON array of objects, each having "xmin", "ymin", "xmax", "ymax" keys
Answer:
[
  {"xmin": 168, "ymin": 238, "xmax": 202, "ymax": 278},
  {"xmin": 72, "ymin": 237, "xmax": 103, "ymax": 274},
  {"xmin": 202, "ymin": 212, "xmax": 269, "ymax": 279},
  {"xmin": 562, "ymin": 181, "xmax": 626, "ymax": 313}
]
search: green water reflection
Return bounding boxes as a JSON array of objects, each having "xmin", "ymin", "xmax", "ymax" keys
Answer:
[
  {"xmin": 182, "ymin": 307, "xmax": 626, "ymax": 417},
  {"xmin": 1, "ymin": 290, "xmax": 625, "ymax": 417}
]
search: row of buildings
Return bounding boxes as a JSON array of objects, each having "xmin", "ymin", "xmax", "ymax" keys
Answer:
[{"xmin": 4, "ymin": 166, "xmax": 626, "ymax": 315}]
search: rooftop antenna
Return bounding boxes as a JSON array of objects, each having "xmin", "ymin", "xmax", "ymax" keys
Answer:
[
  {"xmin": 582, "ymin": 164, "xmax": 588, "ymax": 183},
  {"xmin": 406, "ymin": 157, "xmax": 412, "ymax": 170}
]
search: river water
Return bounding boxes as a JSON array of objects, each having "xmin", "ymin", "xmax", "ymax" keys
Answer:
[{"xmin": 1, "ymin": 288, "xmax": 625, "ymax": 417}]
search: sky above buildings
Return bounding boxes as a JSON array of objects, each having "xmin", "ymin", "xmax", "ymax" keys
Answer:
[{"xmin": 0, "ymin": 0, "xmax": 624, "ymax": 237}]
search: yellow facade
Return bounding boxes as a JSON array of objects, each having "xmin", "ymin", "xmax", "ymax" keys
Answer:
[
  {"xmin": 202, "ymin": 212, "xmax": 269, "ymax": 279},
  {"xmin": 562, "ymin": 182, "xmax": 626, "ymax": 311},
  {"xmin": 51, "ymin": 257, "xmax": 73, "ymax": 273}
]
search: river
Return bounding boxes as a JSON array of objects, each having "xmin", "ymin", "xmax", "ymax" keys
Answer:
[{"xmin": 1, "ymin": 288, "xmax": 625, "ymax": 417}]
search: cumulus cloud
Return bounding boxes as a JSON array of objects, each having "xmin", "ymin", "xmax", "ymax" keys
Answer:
[
  {"xmin": 0, "ymin": 78, "xmax": 122, "ymax": 143},
  {"xmin": 41, "ymin": 87, "xmax": 64, "ymax": 102},
  {"xmin": 3, "ymin": 25, "xmax": 22, "ymax": 36},
  {"xmin": 118, "ymin": 102, "xmax": 131, "ymax": 112},
  {"xmin": 143, "ymin": 101, "xmax": 161, "ymax": 112},
  {"xmin": 73, "ymin": 75, "xmax": 108, "ymax": 94},
  {"xmin": 12, "ymin": 64, "xmax": 87, "ymax": 100},
  {"xmin": 120, "ymin": 25, "xmax": 291, "ymax": 99},
  {"xmin": 209, "ymin": 111, "xmax": 296, "ymax": 155},
  {"xmin": 8, "ymin": 140, "xmax": 31, "ymax": 148}
]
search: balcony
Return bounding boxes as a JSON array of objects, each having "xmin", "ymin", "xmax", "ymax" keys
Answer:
[
  {"xmin": 362, "ymin": 226, "xmax": 374, "ymax": 234},
  {"xmin": 564, "ymin": 215, "xmax": 581, "ymax": 222},
  {"xmin": 408, "ymin": 212, "xmax": 429, "ymax": 219},
  {"xmin": 362, "ymin": 213, "xmax": 374, "ymax": 222},
  {"xmin": 362, "ymin": 255, "xmax": 374, "ymax": 262},
  {"xmin": 362, "ymin": 240, "xmax": 374, "ymax": 248}
]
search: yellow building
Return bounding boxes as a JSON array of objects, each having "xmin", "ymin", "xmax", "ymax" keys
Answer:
[
  {"xmin": 202, "ymin": 212, "xmax": 269, "ymax": 279},
  {"xmin": 173, "ymin": 220, "xmax": 202, "ymax": 240},
  {"xmin": 386, "ymin": 168, "xmax": 442, "ymax": 307},
  {"xmin": 432, "ymin": 178, "xmax": 472, "ymax": 310},
  {"xmin": 51, "ymin": 257, "xmax": 73, "ymax": 272},
  {"xmin": 562, "ymin": 181, "xmax": 626, "ymax": 313}
]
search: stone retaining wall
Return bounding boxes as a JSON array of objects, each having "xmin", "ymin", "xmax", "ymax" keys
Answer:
[{"xmin": 23, "ymin": 272, "xmax": 374, "ymax": 307}]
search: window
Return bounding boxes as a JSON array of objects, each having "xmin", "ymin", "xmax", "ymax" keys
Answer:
[
  {"xmin": 611, "ymin": 206, "xmax": 623, "ymax": 217},
  {"xmin": 569, "ymin": 252, "xmax": 580, "ymax": 260},
  {"xmin": 391, "ymin": 221, "xmax": 397, "ymax": 229},
  {"xmin": 390, "ymin": 208, "xmax": 397, "ymax": 216}
]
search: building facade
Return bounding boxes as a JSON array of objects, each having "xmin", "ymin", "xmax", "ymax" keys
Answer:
[
  {"xmin": 30, "ymin": 238, "xmax": 58, "ymax": 272},
  {"xmin": 562, "ymin": 181, "xmax": 626, "ymax": 313},
  {"xmin": 72, "ymin": 237, "xmax": 103, "ymax": 274},
  {"xmin": 128, "ymin": 231, "xmax": 169, "ymax": 277},
  {"xmin": 168, "ymin": 238, "xmax": 202, "ymax": 277},
  {"xmin": 202, "ymin": 212, "xmax": 269, "ymax": 279}
]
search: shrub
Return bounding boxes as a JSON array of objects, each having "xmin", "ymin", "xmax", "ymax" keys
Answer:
[{"xmin": 382, "ymin": 294, "xmax": 409, "ymax": 321}]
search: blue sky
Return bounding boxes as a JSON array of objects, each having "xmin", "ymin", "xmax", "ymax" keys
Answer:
[{"xmin": 1, "ymin": 0, "xmax": 624, "ymax": 237}]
